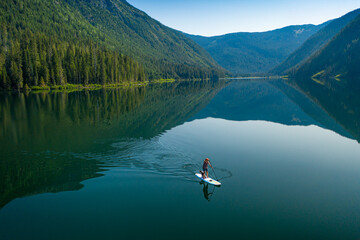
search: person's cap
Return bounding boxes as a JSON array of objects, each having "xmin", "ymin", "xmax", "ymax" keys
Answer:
[{"xmin": 205, "ymin": 158, "xmax": 209, "ymax": 160}]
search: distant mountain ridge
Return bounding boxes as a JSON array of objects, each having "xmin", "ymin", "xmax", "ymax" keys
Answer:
[
  {"xmin": 272, "ymin": 8, "xmax": 360, "ymax": 75},
  {"xmin": 187, "ymin": 23, "xmax": 328, "ymax": 75}
]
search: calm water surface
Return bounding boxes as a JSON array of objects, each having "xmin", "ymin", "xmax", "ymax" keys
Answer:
[{"xmin": 1, "ymin": 79, "xmax": 360, "ymax": 239}]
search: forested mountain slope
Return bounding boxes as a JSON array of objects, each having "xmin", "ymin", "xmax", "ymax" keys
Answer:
[
  {"xmin": 292, "ymin": 14, "xmax": 360, "ymax": 84},
  {"xmin": 64, "ymin": 0, "xmax": 223, "ymax": 78},
  {"xmin": 272, "ymin": 8, "xmax": 360, "ymax": 75},
  {"xmin": 0, "ymin": 0, "xmax": 224, "ymax": 90},
  {"xmin": 187, "ymin": 24, "xmax": 327, "ymax": 75}
]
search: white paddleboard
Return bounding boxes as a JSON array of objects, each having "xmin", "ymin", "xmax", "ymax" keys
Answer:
[{"xmin": 195, "ymin": 173, "xmax": 221, "ymax": 186}]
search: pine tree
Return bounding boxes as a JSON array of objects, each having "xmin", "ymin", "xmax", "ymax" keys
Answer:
[
  {"xmin": 52, "ymin": 48, "xmax": 65, "ymax": 85},
  {"xmin": 10, "ymin": 60, "xmax": 23, "ymax": 89},
  {"xmin": 1, "ymin": 66, "xmax": 9, "ymax": 89},
  {"xmin": 99, "ymin": 53, "xmax": 106, "ymax": 85}
]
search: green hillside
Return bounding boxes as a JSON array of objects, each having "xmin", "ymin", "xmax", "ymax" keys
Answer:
[
  {"xmin": 292, "ymin": 14, "xmax": 360, "ymax": 84},
  {"xmin": 187, "ymin": 24, "xmax": 326, "ymax": 75},
  {"xmin": 0, "ymin": 0, "xmax": 224, "ymax": 90},
  {"xmin": 64, "ymin": 0, "xmax": 224, "ymax": 78},
  {"xmin": 272, "ymin": 8, "xmax": 360, "ymax": 75}
]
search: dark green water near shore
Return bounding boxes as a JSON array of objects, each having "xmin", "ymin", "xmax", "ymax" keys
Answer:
[{"xmin": 1, "ymin": 79, "xmax": 360, "ymax": 239}]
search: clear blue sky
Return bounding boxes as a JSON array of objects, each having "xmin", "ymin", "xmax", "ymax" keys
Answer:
[{"xmin": 127, "ymin": 0, "xmax": 360, "ymax": 36}]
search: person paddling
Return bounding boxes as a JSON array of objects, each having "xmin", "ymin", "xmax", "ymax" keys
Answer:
[{"xmin": 202, "ymin": 158, "xmax": 213, "ymax": 179}]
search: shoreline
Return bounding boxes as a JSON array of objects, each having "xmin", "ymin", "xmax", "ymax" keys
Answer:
[{"xmin": 1, "ymin": 78, "xmax": 225, "ymax": 93}]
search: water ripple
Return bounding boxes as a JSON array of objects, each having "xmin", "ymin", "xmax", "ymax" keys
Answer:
[{"xmin": 78, "ymin": 137, "xmax": 231, "ymax": 182}]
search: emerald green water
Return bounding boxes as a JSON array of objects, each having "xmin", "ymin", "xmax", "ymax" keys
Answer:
[{"xmin": 1, "ymin": 79, "xmax": 360, "ymax": 239}]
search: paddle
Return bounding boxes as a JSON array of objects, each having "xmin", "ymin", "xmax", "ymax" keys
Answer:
[{"xmin": 211, "ymin": 166, "xmax": 219, "ymax": 181}]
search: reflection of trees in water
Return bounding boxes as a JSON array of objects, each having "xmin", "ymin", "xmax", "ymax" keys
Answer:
[
  {"xmin": 0, "ymin": 80, "xmax": 227, "ymax": 152},
  {"xmin": 0, "ymin": 87, "xmax": 146, "ymax": 152},
  {"xmin": 0, "ymin": 80, "xmax": 228, "ymax": 208}
]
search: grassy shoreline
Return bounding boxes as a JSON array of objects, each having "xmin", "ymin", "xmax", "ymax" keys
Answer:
[
  {"xmin": 30, "ymin": 82, "xmax": 149, "ymax": 90},
  {"xmin": 152, "ymin": 78, "xmax": 176, "ymax": 84},
  {"xmin": 2, "ymin": 78, "xmax": 224, "ymax": 93}
]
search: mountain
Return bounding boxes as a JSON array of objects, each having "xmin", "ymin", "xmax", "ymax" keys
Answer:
[
  {"xmin": 63, "ymin": 0, "xmax": 224, "ymax": 78},
  {"xmin": 0, "ymin": 0, "xmax": 224, "ymax": 90},
  {"xmin": 292, "ymin": 14, "xmax": 360, "ymax": 83},
  {"xmin": 272, "ymin": 8, "xmax": 360, "ymax": 75},
  {"xmin": 187, "ymin": 24, "xmax": 327, "ymax": 75}
]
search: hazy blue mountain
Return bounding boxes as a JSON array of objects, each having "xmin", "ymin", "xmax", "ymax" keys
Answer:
[
  {"xmin": 187, "ymin": 24, "xmax": 327, "ymax": 75},
  {"xmin": 272, "ymin": 8, "xmax": 360, "ymax": 75}
]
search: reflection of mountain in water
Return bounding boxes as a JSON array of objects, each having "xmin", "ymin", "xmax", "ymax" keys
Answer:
[
  {"xmin": 192, "ymin": 80, "xmax": 353, "ymax": 140},
  {"xmin": 270, "ymin": 80, "xmax": 354, "ymax": 140},
  {"xmin": 0, "ymin": 80, "xmax": 227, "ymax": 208},
  {"xmin": 292, "ymin": 76, "xmax": 360, "ymax": 142}
]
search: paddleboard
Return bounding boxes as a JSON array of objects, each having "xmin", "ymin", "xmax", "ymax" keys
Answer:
[{"xmin": 195, "ymin": 173, "xmax": 221, "ymax": 186}]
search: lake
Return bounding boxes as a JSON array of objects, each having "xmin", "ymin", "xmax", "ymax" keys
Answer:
[{"xmin": 1, "ymin": 79, "xmax": 360, "ymax": 239}]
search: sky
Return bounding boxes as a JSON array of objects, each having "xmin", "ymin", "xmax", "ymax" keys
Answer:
[{"xmin": 127, "ymin": 0, "xmax": 360, "ymax": 36}]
